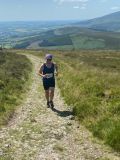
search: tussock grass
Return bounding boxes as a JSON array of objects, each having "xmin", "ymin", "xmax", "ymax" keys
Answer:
[
  {"xmin": 55, "ymin": 50, "xmax": 120, "ymax": 152},
  {"xmin": 0, "ymin": 51, "xmax": 32, "ymax": 127},
  {"xmin": 53, "ymin": 144, "xmax": 64, "ymax": 152}
]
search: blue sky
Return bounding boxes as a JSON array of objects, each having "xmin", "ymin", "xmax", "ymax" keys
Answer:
[{"xmin": 0, "ymin": 0, "xmax": 120, "ymax": 21}]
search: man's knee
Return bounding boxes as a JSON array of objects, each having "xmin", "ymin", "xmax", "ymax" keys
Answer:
[
  {"xmin": 45, "ymin": 90, "xmax": 49, "ymax": 95},
  {"xmin": 50, "ymin": 88, "xmax": 54, "ymax": 93}
]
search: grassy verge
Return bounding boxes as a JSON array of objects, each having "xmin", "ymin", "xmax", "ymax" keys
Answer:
[
  {"xmin": 55, "ymin": 50, "xmax": 120, "ymax": 152},
  {"xmin": 15, "ymin": 49, "xmax": 120, "ymax": 152},
  {"xmin": 0, "ymin": 50, "xmax": 32, "ymax": 128}
]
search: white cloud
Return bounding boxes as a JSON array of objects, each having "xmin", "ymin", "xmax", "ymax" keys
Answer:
[
  {"xmin": 54, "ymin": 0, "xmax": 89, "ymax": 5},
  {"xmin": 111, "ymin": 6, "xmax": 119, "ymax": 10},
  {"xmin": 54, "ymin": 0, "xmax": 88, "ymax": 10},
  {"xmin": 73, "ymin": 6, "xmax": 79, "ymax": 9},
  {"xmin": 73, "ymin": 5, "xmax": 86, "ymax": 9}
]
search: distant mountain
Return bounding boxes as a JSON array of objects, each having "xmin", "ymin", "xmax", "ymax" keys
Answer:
[{"xmin": 76, "ymin": 11, "xmax": 120, "ymax": 32}]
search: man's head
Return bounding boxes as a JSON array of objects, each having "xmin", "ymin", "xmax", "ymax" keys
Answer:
[{"xmin": 45, "ymin": 54, "xmax": 53, "ymax": 61}]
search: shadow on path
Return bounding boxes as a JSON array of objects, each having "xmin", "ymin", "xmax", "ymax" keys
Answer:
[{"xmin": 51, "ymin": 107, "xmax": 73, "ymax": 117}]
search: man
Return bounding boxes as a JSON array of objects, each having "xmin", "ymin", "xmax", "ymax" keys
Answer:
[{"xmin": 38, "ymin": 54, "xmax": 58, "ymax": 108}]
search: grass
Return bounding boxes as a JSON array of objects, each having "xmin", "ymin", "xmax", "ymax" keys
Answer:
[
  {"xmin": 55, "ymin": 50, "xmax": 120, "ymax": 152},
  {"xmin": 71, "ymin": 35, "xmax": 105, "ymax": 49},
  {"xmin": 24, "ymin": 49, "xmax": 120, "ymax": 152},
  {"xmin": 53, "ymin": 144, "xmax": 64, "ymax": 152},
  {"xmin": 39, "ymin": 45, "xmax": 74, "ymax": 50},
  {"xmin": 0, "ymin": 50, "xmax": 32, "ymax": 127}
]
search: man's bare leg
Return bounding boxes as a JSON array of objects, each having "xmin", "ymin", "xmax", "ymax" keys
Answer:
[
  {"xmin": 49, "ymin": 87, "xmax": 54, "ymax": 101},
  {"xmin": 45, "ymin": 90, "xmax": 50, "ymax": 107},
  {"xmin": 49, "ymin": 87, "xmax": 55, "ymax": 108}
]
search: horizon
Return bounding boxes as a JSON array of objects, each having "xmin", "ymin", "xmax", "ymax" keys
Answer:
[
  {"xmin": 0, "ymin": 10, "xmax": 119, "ymax": 23},
  {"xmin": 0, "ymin": 19, "xmax": 81, "ymax": 22},
  {"xmin": 0, "ymin": 0, "xmax": 120, "ymax": 21}
]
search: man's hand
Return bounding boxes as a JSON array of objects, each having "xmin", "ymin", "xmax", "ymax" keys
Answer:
[
  {"xmin": 38, "ymin": 73, "xmax": 47, "ymax": 78},
  {"xmin": 42, "ymin": 74, "xmax": 47, "ymax": 78}
]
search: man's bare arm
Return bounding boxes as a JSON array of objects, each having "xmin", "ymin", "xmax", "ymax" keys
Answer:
[{"xmin": 38, "ymin": 64, "xmax": 46, "ymax": 77}]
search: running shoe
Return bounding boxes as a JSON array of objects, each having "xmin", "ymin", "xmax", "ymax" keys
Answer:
[
  {"xmin": 47, "ymin": 101, "xmax": 50, "ymax": 108},
  {"xmin": 49, "ymin": 101, "xmax": 54, "ymax": 109}
]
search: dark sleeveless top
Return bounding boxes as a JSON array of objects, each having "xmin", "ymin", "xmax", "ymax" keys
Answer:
[{"xmin": 42, "ymin": 63, "xmax": 55, "ymax": 80}]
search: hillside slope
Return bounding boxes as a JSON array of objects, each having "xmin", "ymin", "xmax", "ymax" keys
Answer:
[
  {"xmin": 76, "ymin": 11, "xmax": 120, "ymax": 32},
  {"xmin": 24, "ymin": 26, "xmax": 120, "ymax": 50},
  {"xmin": 0, "ymin": 52, "xmax": 119, "ymax": 160}
]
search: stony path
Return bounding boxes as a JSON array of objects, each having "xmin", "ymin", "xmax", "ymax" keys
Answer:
[{"xmin": 0, "ymin": 54, "xmax": 120, "ymax": 160}]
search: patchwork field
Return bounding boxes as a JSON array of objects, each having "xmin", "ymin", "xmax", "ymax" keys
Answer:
[{"xmin": 20, "ymin": 27, "xmax": 120, "ymax": 50}]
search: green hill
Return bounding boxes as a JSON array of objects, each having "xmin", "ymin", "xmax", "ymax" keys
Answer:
[
  {"xmin": 76, "ymin": 11, "xmax": 120, "ymax": 32},
  {"xmin": 18, "ymin": 26, "xmax": 120, "ymax": 50}
]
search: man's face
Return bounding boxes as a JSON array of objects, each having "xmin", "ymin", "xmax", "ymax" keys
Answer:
[{"xmin": 46, "ymin": 59, "xmax": 52, "ymax": 63}]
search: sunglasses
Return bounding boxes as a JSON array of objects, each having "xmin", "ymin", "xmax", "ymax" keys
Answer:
[{"xmin": 47, "ymin": 59, "xmax": 52, "ymax": 61}]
